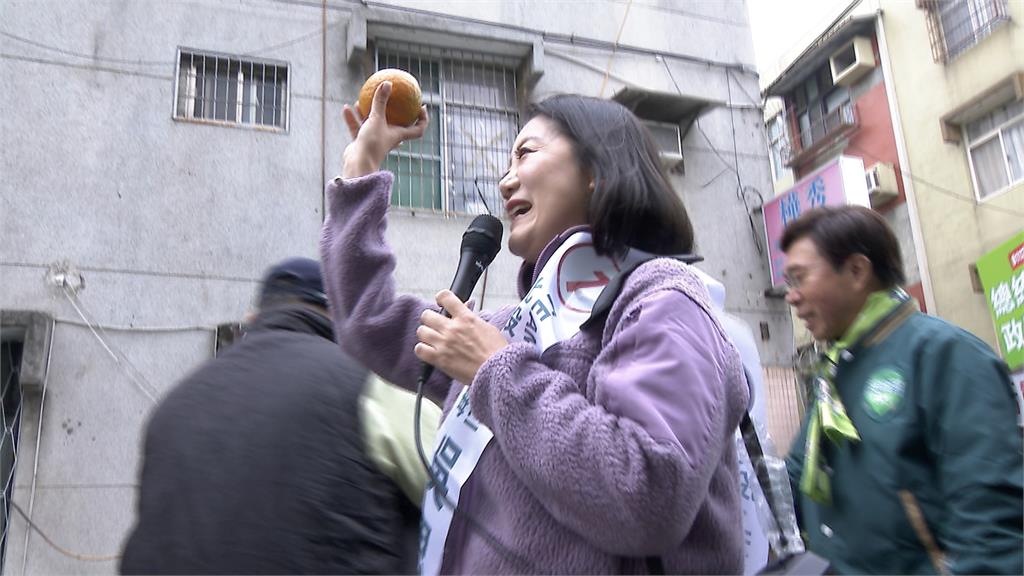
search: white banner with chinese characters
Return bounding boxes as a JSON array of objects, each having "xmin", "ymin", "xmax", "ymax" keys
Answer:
[
  {"xmin": 501, "ymin": 230, "xmax": 654, "ymax": 353},
  {"xmin": 736, "ymin": 432, "xmax": 771, "ymax": 574},
  {"xmin": 419, "ymin": 387, "xmax": 493, "ymax": 576},
  {"xmin": 978, "ymin": 230, "xmax": 1024, "ymax": 373}
]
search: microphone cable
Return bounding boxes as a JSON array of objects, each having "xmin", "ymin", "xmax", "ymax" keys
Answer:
[{"xmin": 413, "ymin": 372, "xmax": 541, "ymax": 574}]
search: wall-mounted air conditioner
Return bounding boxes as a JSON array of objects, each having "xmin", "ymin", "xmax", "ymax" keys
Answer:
[
  {"xmin": 865, "ymin": 162, "xmax": 898, "ymax": 205},
  {"xmin": 642, "ymin": 120, "xmax": 684, "ymax": 173},
  {"xmin": 830, "ymin": 36, "xmax": 876, "ymax": 87}
]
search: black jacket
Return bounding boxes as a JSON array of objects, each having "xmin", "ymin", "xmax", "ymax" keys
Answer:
[{"xmin": 121, "ymin": 306, "xmax": 420, "ymax": 574}]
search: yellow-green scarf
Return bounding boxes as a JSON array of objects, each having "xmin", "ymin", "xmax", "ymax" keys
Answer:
[{"xmin": 800, "ymin": 288, "xmax": 916, "ymax": 504}]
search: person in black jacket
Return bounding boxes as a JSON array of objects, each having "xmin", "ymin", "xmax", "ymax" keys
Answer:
[{"xmin": 121, "ymin": 257, "xmax": 439, "ymax": 575}]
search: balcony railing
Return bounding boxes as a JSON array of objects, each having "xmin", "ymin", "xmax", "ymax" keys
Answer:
[{"xmin": 784, "ymin": 101, "xmax": 859, "ymax": 167}]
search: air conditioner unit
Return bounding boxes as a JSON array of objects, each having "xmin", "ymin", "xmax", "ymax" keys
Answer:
[
  {"xmin": 830, "ymin": 36, "xmax": 876, "ymax": 87},
  {"xmin": 865, "ymin": 162, "xmax": 898, "ymax": 205},
  {"xmin": 642, "ymin": 120, "xmax": 684, "ymax": 173}
]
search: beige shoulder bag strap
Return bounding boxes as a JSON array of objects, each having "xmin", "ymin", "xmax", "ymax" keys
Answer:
[{"xmin": 898, "ymin": 490, "xmax": 950, "ymax": 575}]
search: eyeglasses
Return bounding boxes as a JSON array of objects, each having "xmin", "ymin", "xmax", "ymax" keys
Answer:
[
  {"xmin": 783, "ymin": 262, "xmax": 836, "ymax": 292},
  {"xmin": 783, "ymin": 272, "xmax": 805, "ymax": 291}
]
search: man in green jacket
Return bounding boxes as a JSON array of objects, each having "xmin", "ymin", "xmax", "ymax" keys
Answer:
[{"xmin": 781, "ymin": 206, "xmax": 1023, "ymax": 574}]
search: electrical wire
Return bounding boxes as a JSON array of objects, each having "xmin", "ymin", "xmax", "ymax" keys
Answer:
[
  {"xmin": 61, "ymin": 287, "xmax": 159, "ymax": 403},
  {"xmin": 843, "ymin": 143, "xmax": 1024, "ymax": 219},
  {"xmin": 407, "ymin": 176, "xmax": 535, "ymax": 571},
  {"xmin": 10, "ymin": 501, "xmax": 120, "ymax": 563},
  {"xmin": 725, "ymin": 69, "xmax": 766, "ymax": 256},
  {"xmin": 53, "ymin": 317, "xmax": 216, "ymax": 334},
  {"xmin": 412, "ymin": 375, "xmax": 540, "ymax": 574},
  {"xmin": 20, "ymin": 318, "xmax": 54, "ymax": 575},
  {"xmin": 727, "ymin": 68, "xmax": 764, "ymax": 109},
  {"xmin": 609, "ymin": 0, "xmax": 748, "ymax": 27},
  {"xmin": 597, "ymin": 0, "xmax": 634, "ymax": 98},
  {"xmin": 0, "ymin": 260, "xmax": 261, "ymax": 285},
  {"xmin": 0, "ymin": 30, "xmax": 173, "ymax": 66},
  {"xmin": 906, "ymin": 172, "xmax": 1024, "ymax": 218},
  {"xmin": 663, "ymin": 53, "xmax": 767, "ymax": 255},
  {"xmin": 352, "ymin": 0, "xmax": 758, "ymax": 76},
  {"xmin": 0, "ymin": 17, "xmax": 343, "ymax": 69}
]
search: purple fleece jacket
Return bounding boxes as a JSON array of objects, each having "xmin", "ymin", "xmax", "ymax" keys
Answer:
[{"xmin": 321, "ymin": 172, "xmax": 749, "ymax": 574}]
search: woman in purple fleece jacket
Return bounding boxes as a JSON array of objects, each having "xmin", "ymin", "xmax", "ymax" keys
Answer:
[{"xmin": 322, "ymin": 84, "xmax": 749, "ymax": 574}]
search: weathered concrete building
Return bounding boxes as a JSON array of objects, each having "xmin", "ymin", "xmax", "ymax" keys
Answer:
[{"xmin": 0, "ymin": 1, "xmax": 789, "ymax": 572}]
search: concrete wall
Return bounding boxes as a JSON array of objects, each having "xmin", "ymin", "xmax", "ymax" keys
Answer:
[
  {"xmin": 880, "ymin": 0, "xmax": 1024, "ymax": 349},
  {"xmin": 0, "ymin": 0, "xmax": 787, "ymax": 572}
]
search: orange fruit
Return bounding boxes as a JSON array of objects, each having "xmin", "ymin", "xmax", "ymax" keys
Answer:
[{"xmin": 357, "ymin": 69, "xmax": 423, "ymax": 127}]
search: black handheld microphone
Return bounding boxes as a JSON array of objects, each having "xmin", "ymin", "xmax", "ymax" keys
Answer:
[
  {"xmin": 419, "ymin": 214, "xmax": 503, "ymax": 382},
  {"xmin": 412, "ymin": 214, "xmax": 537, "ymax": 573}
]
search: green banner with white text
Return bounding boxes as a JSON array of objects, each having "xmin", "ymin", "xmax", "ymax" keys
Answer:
[{"xmin": 978, "ymin": 230, "xmax": 1024, "ymax": 371}]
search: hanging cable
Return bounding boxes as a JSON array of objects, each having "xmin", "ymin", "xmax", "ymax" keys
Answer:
[
  {"xmin": 61, "ymin": 287, "xmax": 158, "ymax": 403},
  {"xmin": 597, "ymin": 0, "xmax": 634, "ymax": 98},
  {"xmin": 0, "ymin": 18, "xmax": 344, "ymax": 69},
  {"xmin": 725, "ymin": 69, "xmax": 766, "ymax": 255},
  {"xmin": 10, "ymin": 501, "xmax": 120, "ymax": 563},
  {"xmin": 54, "ymin": 317, "xmax": 216, "ymax": 334},
  {"xmin": 727, "ymin": 68, "xmax": 764, "ymax": 109},
  {"xmin": 412, "ymin": 377, "xmax": 540, "ymax": 574},
  {"xmin": 0, "ymin": 30, "xmax": 173, "ymax": 66},
  {"xmin": 844, "ymin": 143, "xmax": 1024, "ymax": 219},
  {"xmin": 21, "ymin": 318, "xmax": 54, "ymax": 575}
]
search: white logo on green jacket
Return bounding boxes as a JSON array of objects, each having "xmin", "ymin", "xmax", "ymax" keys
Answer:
[{"xmin": 863, "ymin": 368, "xmax": 906, "ymax": 419}]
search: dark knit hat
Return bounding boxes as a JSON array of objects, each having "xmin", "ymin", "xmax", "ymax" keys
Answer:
[{"xmin": 259, "ymin": 257, "xmax": 327, "ymax": 308}]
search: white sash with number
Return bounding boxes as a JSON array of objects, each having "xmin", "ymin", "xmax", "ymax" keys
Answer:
[
  {"xmin": 418, "ymin": 231, "xmax": 763, "ymax": 573},
  {"xmin": 418, "ymin": 387, "xmax": 493, "ymax": 576},
  {"xmin": 419, "ymin": 231, "xmax": 649, "ymax": 575}
]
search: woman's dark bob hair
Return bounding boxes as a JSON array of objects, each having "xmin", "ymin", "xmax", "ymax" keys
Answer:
[{"xmin": 528, "ymin": 95, "xmax": 694, "ymax": 257}]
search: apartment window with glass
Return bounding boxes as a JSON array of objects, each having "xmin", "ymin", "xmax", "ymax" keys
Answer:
[
  {"xmin": 792, "ymin": 67, "xmax": 851, "ymax": 152},
  {"xmin": 934, "ymin": 0, "xmax": 1009, "ymax": 61},
  {"xmin": 175, "ymin": 50, "xmax": 288, "ymax": 129},
  {"xmin": 965, "ymin": 99, "xmax": 1024, "ymax": 199},
  {"xmin": 766, "ymin": 113, "xmax": 788, "ymax": 180},
  {"xmin": 374, "ymin": 43, "xmax": 519, "ymax": 214}
]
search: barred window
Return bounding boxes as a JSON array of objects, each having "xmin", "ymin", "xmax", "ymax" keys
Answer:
[
  {"xmin": 175, "ymin": 50, "xmax": 288, "ymax": 130},
  {"xmin": 925, "ymin": 0, "xmax": 1010, "ymax": 62},
  {"xmin": 0, "ymin": 339, "xmax": 24, "ymax": 565},
  {"xmin": 374, "ymin": 43, "xmax": 520, "ymax": 215}
]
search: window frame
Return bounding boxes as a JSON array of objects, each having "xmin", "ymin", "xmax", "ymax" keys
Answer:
[
  {"xmin": 172, "ymin": 48, "xmax": 291, "ymax": 133},
  {"xmin": 766, "ymin": 112, "xmax": 788, "ymax": 182},
  {"xmin": 0, "ymin": 338, "xmax": 23, "ymax": 569},
  {"xmin": 373, "ymin": 42, "xmax": 521, "ymax": 216},
  {"xmin": 792, "ymin": 66, "xmax": 851, "ymax": 153},
  {"xmin": 935, "ymin": 0, "xmax": 1009, "ymax": 62},
  {"xmin": 964, "ymin": 101, "xmax": 1024, "ymax": 201}
]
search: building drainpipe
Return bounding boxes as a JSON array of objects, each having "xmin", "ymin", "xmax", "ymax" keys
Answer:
[
  {"xmin": 875, "ymin": 9, "xmax": 937, "ymax": 313},
  {"xmin": 321, "ymin": 0, "xmax": 328, "ymax": 222}
]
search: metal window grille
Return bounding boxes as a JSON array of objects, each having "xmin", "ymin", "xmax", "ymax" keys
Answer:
[
  {"xmin": 374, "ymin": 42, "xmax": 520, "ymax": 215},
  {"xmin": 922, "ymin": 0, "xmax": 1010, "ymax": 62},
  {"xmin": 175, "ymin": 50, "xmax": 289, "ymax": 129},
  {"xmin": 0, "ymin": 340, "xmax": 24, "ymax": 569}
]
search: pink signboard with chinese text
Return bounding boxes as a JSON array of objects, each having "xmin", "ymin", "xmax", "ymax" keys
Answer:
[{"xmin": 763, "ymin": 156, "xmax": 870, "ymax": 287}]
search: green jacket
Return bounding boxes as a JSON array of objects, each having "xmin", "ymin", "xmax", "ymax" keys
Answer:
[{"xmin": 786, "ymin": 311, "xmax": 1023, "ymax": 575}]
